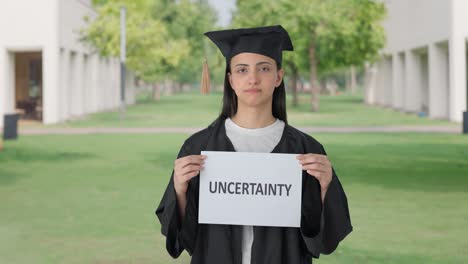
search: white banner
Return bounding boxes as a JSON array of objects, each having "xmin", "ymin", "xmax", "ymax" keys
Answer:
[{"xmin": 199, "ymin": 151, "xmax": 303, "ymax": 227}]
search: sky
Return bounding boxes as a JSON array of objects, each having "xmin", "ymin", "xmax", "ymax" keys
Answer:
[{"xmin": 207, "ymin": 0, "xmax": 236, "ymax": 27}]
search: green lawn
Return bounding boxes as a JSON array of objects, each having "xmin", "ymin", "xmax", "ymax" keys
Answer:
[
  {"xmin": 1, "ymin": 133, "xmax": 467, "ymax": 263},
  {"xmin": 35, "ymin": 91, "xmax": 457, "ymax": 128}
]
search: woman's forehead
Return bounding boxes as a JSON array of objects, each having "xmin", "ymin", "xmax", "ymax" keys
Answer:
[{"xmin": 230, "ymin": 52, "xmax": 275, "ymax": 65}]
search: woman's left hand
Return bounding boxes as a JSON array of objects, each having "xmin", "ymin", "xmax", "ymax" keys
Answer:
[{"xmin": 297, "ymin": 154, "xmax": 333, "ymax": 194}]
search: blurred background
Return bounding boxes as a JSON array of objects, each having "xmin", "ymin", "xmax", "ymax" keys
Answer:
[{"xmin": 0, "ymin": 0, "xmax": 467, "ymax": 263}]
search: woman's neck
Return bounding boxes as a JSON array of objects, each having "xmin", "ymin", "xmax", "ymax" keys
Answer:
[{"xmin": 231, "ymin": 104, "xmax": 276, "ymax": 129}]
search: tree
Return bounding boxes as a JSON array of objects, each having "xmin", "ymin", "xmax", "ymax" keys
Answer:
[
  {"xmin": 86, "ymin": 0, "xmax": 190, "ymax": 79},
  {"xmin": 232, "ymin": 0, "xmax": 386, "ymax": 111},
  {"xmin": 84, "ymin": 0, "xmax": 218, "ymax": 97},
  {"xmin": 232, "ymin": 0, "xmax": 308, "ymax": 107},
  {"xmin": 150, "ymin": 0, "xmax": 217, "ymax": 88}
]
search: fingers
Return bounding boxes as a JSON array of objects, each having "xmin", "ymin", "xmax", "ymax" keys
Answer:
[
  {"xmin": 297, "ymin": 154, "xmax": 330, "ymax": 166},
  {"xmin": 183, "ymin": 170, "xmax": 201, "ymax": 181},
  {"xmin": 306, "ymin": 169, "xmax": 324, "ymax": 179},
  {"xmin": 297, "ymin": 154, "xmax": 332, "ymax": 185},
  {"xmin": 179, "ymin": 164, "xmax": 204, "ymax": 178},
  {"xmin": 174, "ymin": 155, "xmax": 207, "ymax": 186},
  {"xmin": 301, "ymin": 162, "xmax": 328, "ymax": 172},
  {"xmin": 175, "ymin": 155, "xmax": 207, "ymax": 170}
]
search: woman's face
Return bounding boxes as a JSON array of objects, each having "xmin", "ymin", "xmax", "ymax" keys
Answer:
[{"xmin": 228, "ymin": 52, "xmax": 284, "ymax": 109}]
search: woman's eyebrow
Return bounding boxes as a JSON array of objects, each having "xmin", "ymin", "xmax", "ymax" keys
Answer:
[
  {"xmin": 234, "ymin": 61, "xmax": 273, "ymax": 67},
  {"xmin": 256, "ymin": 61, "xmax": 273, "ymax": 66}
]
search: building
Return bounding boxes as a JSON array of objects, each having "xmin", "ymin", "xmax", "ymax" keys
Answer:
[
  {"xmin": 365, "ymin": 0, "xmax": 468, "ymax": 122},
  {"xmin": 0, "ymin": 0, "xmax": 135, "ymax": 127}
]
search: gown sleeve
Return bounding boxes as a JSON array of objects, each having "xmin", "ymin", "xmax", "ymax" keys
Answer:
[
  {"xmin": 300, "ymin": 144, "xmax": 353, "ymax": 258},
  {"xmin": 155, "ymin": 143, "xmax": 200, "ymax": 258}
]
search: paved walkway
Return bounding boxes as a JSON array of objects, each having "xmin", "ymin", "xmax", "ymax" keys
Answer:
[{"xmin": 18, "ymin": 125, "xmax": 462, "ymax": 135}]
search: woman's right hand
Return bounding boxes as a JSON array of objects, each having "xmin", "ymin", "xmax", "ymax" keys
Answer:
[{"xmin": 173, "ymin": 155, "xmax": 206, "ymax": 195}]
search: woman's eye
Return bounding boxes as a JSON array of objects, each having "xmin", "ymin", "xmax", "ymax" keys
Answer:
[
  {"xmin": 259, "ymin": 67, "xmax": 270, "ymax": 72},
  {"xmin": 237, "ymin": 68, "xmax": 248, "ymax": 73}
]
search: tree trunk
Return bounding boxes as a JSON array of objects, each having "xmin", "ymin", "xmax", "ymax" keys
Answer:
[
  {"xmin": 309, "ymin": 42, "xmax": 320, "ymax": 112},
  {"xmin": 164, "ymin": 79, "xmax": 173, "ymax": 96},
  {"xmin": 351, "ymin": 65, "xmax": 357, "ymax": 95},
  {"xmin": 175, "ymin": 82, "xmax": 181, "ymax": 94},
  {"xmin": 345, "ymin": 69, "xmax": 351, "ymax": 93},
  {"xmin": 152, "ymin": 83, "xmax": 160, "ymax": 101},
  {"xmin": 288, "ymin": 62, "xmax": 299, "ymax": 107}
]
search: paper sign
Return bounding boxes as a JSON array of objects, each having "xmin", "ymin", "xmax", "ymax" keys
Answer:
[{"xmin": 199, "ymin": 151, "xmax": 302, "ymax": 227}]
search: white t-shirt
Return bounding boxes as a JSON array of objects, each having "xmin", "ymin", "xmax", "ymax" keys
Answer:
[{"xmin": 224, "ymin": 117, "xmax": 285, "ymax": 264}]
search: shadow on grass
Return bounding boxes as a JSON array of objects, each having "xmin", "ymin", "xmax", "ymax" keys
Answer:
[
  {"xmin": 331, "ymin": 142, "xmax": 468, "ymax": 193},
  {"xmin": 0, "ymin": 147, "xmax": 95, "ymax": 163},
  {"xmin": 0, "ymin": 168, "xmax": 23, "ymax": 185},
  {"xmin": 0, "ymin": 145, "xmax": 95, "ymax": 186},
  {"xmin": 317, "ymin": 245, "xmax": 455, "ymax": 264},
  {"xmin": 288, "ymin": 94, "xmax": 363, "ymax": 112}
]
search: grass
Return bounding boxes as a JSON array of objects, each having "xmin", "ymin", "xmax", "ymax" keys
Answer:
[
  {"xmin": 1, "ymin": 133, "xmax": 468, "ymax": 263},
  {"xmin": 31, "ymin": 91, "xmax": 457, "ymax": 128}
]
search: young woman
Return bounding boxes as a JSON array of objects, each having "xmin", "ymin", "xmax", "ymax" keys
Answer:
[{"xmin": 156, "ymin": 25, "xmax": 352, "ymax": 264}]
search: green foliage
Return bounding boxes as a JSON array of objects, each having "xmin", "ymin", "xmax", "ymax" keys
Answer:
[
  {"xmin": 82, "ymin": 0, "xmax": 217, "ymax": 84},
  {"xmin": 150, "ymin": 0, "xmax": 217, "ymax": 83},
  {"xmin": 232, "ymin": 0, "xmax": 386, "ymax": 76}
]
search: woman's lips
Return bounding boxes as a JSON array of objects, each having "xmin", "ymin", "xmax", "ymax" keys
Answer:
[{"xmin": 244, "ymin": 88, "xmax": 261, "ymax": 93}]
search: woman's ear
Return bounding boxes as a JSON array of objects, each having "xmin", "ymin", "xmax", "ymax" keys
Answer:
[{"xmin": 276, "ymin": 69, "xmax": 284, "ymax": 87}]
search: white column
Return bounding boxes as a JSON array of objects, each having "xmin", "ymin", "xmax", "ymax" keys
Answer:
[
  {"xmin": 429, "ymin": 43, "xmax": 449, "ymax": 119},
  {"xmin": 375, "ymin": 60, "xmax": 384, "ymax": 105},
  {"xmin": 392, "ymin": 52, "xmax": 405, "ymax": 110},
  {"xmin": 449, "ymin": 0, "xmax": 468, "ymax": 122},
  {"xmin": 98, "ymin": 57, "xmax": 104, "ymax": 111},
  {"xmin": 82, "ymin": 54, "xmax": 89, "ymax": 114},
  {"xmin": 0, "ymin": 48, "xmax": 5, "ymax": 127},
  {"xmin": 102, "ymin": 58, "xmax": 107, "ymax": 110},
  {"xmin": 0, "ymin": 49, "xmax": 15, "ymax": 127},
  {"xmin": 383, "ymin": 56, "xmax": 393, "ymax": 107},
  {"xmin": 115, "ymin": 59, "xmax": 121, "ymax": 107},
  {"xmin": 90, "ymin": 54, "xmax": 99, "ymax": 113},
  {"xmin": 404, "ymin": 50, "xmax": 421, "ymax": 113},
  {"xmin": 105, "ymin": 58, "xmax": 112, "ymax": 110},
  {"xmin": 420, "ymin": 52, "xmax": 429, "ymax": 113},
  {"xmin": 99, "ymin": 57, "xmax": 106, "ymax": 111},
  {"xmin": 75, "ymin": 53, "xmax": 84, "ymax": 116},
  {"xmin": 111, "ymin": 58, "xmax": 118, "ymax": 108},
  {"xmin": 43, "ymin": 46, "xmax": 60, "ymax": 124},
  {"xmin": 69, "ymin": 52, "xmax": 77, "ymax": 116},
  {"xmin": 448, "ymin": 37, "xmax": 467, "ymax": 122},
  {"xmin": 364, "ymin": 62, "xmax": 377, "ymax": 105},
  {"xmin": 59, "ymin": 48, "xmax": 69, "ymax": 121}
]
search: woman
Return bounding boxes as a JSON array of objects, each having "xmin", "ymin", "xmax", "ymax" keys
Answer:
[{"xmin": 156, "ymin": 25, "xmax": 352, "ymax": 264}]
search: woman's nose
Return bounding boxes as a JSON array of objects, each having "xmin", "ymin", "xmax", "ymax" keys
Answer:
[{"xmin": 248, "ymin": 70, "xmax": 260, "ymax": 85}]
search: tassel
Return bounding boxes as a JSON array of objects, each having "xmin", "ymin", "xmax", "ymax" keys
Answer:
[{"xmin": 200, "ymin": 57, "xmax": 211, "ymax": 94}]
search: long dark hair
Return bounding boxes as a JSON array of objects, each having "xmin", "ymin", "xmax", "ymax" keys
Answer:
[{"xmin": 218, "ymin": 63, "xmax": 288, "ymax": 124}]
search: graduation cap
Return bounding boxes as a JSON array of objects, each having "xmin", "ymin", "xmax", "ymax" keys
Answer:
[
  {"xmin": 204, "ymin": 25, "xmax": 294, "ymax": 66},
  {"xmin": 199, "ymin": 25, "xmax": 293, "ymax": 94}
]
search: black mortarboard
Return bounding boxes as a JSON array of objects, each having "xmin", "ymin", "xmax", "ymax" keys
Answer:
[{"xmin": 204, "ymin": 25, "xmax": 294, "ymax": 66}]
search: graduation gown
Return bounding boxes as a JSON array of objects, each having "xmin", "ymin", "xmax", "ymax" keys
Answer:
[{"xmin": 155, "ymin": 117, "xmax": 352, "ymax": 264}]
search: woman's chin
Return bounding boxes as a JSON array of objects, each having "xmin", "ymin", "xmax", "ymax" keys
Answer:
[{"xmin": 238, "ymin": 97, "xmax": 270, "ymax": 108}]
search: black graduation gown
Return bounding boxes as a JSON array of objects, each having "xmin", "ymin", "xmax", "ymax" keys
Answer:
[{"xmin": 155, "ymin": 118, "xmax": 352, "ymax": 264}]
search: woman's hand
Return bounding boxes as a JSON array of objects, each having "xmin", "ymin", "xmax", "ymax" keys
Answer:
[
  {"xmin": 297, "ymin": 154, "xmax": 332, "ymax": 201},
  {"xmin": 173, "ymin": 155, "xmax": 206, "ymax": 195}
]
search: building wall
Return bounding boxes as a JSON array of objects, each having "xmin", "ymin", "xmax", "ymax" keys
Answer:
[
  {"xmin": 0, "ymin": 0, "xmax": 135, "ymax": 127},
  {"xmin": 367, "ymin": 0, "xmax": 468, "ymax": 122},
  {"xmin": 0, "ymin": 0, "xmax": 58, "ymax": 126},
  {"xmin": 382, "ymin": 0, "xmax": 451, "ymax": 53}
]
